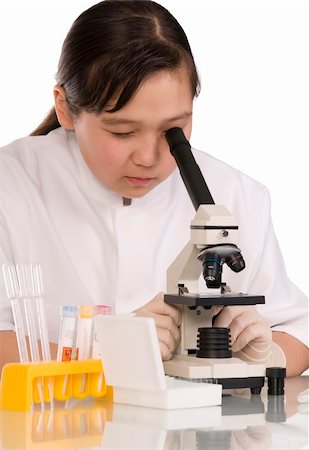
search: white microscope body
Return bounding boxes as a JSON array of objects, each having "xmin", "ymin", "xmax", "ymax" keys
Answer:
[
  {"xmin": 166, "ymin": 204, "xmax": 242, "ymax": 354},
  {"xmin": 163, "ymin": 128, "xmax": 266, "ymax": 393}
]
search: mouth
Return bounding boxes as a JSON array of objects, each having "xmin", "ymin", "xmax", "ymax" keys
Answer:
[{"xmin": 125, "ymin": 176, "xmax": 157, "ymax": 187}]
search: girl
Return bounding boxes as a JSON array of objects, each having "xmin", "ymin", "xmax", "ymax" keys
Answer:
[{"xmin": 0, "ymin": 0, "xmax": 307, "ymax": 376}]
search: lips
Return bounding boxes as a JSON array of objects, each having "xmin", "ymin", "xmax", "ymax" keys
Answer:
[{"xmin": 125, "ymin": 176, "xmax": 156, "ymax": 187}]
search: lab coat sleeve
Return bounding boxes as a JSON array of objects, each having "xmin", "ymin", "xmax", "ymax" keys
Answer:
[{"xmin": 250, "ymin": 189, "xmax": 308, "ymax": 348}]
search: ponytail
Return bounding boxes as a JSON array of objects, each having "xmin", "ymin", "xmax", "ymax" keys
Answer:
[{"xmin": 30, "ymin": 107, "xmax": 60, "ymax": 136}]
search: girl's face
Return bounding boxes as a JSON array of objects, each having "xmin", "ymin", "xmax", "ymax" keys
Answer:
[{"xmin": 70, "ymin": 69, "xmax": 193, "ymax": 198}]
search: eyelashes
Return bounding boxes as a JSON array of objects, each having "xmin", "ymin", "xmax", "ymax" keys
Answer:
[{"xmin": 110, "ymin": 132, "xmax": 134, "ymax": 139}]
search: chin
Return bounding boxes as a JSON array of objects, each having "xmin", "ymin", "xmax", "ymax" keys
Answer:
[{"xmin": 119, "ymin": 186, "xmax": 155, "ymax": 199}]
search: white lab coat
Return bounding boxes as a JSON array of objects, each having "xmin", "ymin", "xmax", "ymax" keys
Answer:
[{"xmin": 0, "ymin": 128, "xmax": 307, "ymax": 344}]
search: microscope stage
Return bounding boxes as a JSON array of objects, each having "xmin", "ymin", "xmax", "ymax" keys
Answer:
[{"xmin": 164, "ymin": 293, "xmax": 265, "ymax": 307}]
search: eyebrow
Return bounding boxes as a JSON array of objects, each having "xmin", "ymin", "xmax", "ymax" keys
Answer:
[{"xmin": 101, "ymin": 111, "xmax": 192, "ymax": 125}]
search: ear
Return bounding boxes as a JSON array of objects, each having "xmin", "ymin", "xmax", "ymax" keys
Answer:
[{"xmin": 54, "ymin": 85, "xmax": 75, "ymax": 129}]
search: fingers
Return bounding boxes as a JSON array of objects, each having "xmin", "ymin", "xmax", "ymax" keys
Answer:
[
  {"xmin": 232, "ymin": 322, "xmax": 271, "ymax": 352},
  {"xmin": 158, "ymin": 341, "xmax": 172, "ymax": 361},
  {"xmin": 154, "ymin": 312, "xmax": 181, "ymax": 344},
  {"xmin": 134, "ymin": 292, "xmax": 182, "ymax": 360},
  {"xmin": 210, "ymin": 305, "xmax": 224, "ymax": 319},
  {"xmin": 213, "ymin": 305, "xmax": 271, "ymax": 352},
  {"xmin": 213, "ymin": 305, "xmax": 249, "ymax": 345},
  {"xmin": 213, "ymin": 305, "xmax": 249, "ymax": 329},
  {"xmin": 136, "ymin": 307, "xmax": 181, "ymax": 345},
  {"xmin": 157, "ymin": 327, "xmax": 179, "ymax": 361},
  {"xmin": 144, "ymin": 292, "xmax": 182, "ymax": 326}
]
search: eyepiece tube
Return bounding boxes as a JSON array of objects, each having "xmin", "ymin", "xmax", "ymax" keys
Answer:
[{"xmin": 166, "ymin": 127, "xmax": 214, "ymax": 209}]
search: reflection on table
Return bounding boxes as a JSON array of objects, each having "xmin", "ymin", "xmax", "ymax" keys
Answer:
[{"xmin": 0, "ymin": 376, "xmax": 307, "ymax": 450}]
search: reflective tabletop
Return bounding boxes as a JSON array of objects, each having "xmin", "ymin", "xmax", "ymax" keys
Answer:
[{"xmin": 0, "ymin": 376, "xmax": 308, "ymax": 450}]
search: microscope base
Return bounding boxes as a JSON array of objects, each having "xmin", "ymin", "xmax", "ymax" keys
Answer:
[{"xmin": 163, "ymin": 355, "xmax": 265, "ymax": 395}]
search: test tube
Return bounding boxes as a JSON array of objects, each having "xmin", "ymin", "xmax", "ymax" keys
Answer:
[
  {"xmin": 31, "ymin": 263, "xmax": 51, "ymax": 361},
  {"xmin": 75, "ymin": 305, "xmax": 95, "ymax": 361},
  {"xmin": 16, "ymin": 263, "xmax": 45, "ymax": 409},
  {"xmin": 2, "ymin": 264, "xmax": 29, "ymax": 363},
  {"xmin": 30, "ymin": 263, "xmax": 54, "ymax": 409},
  {"xmin": 10, "ymin": 298, "xmax": 29, "ymax": 363},
  {"xmin": 16, "ymin": 264, "xmax": 41, "ymax": 363},
  {"xmin": 92, "ymin": 305, "xmax": 112, "ymax": 359},
  {"xmin": 92, "ymin": 305, "xmax": 111, "ymax": 393},
  {"xmin": 75, "ymin": 305, "xmax": 95, "ymax": 394},
  {"xmin": 57, "ymin": 306, "xmax": 78, "ymax": 362},
  {"xmin": 57, "ymin": 305, "xmax": 78, "ymax": 398}
]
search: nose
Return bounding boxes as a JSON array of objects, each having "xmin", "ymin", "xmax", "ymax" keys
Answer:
[{"xmin": 131, "ymin": 135, "xmax": 165, "ymax": 167}]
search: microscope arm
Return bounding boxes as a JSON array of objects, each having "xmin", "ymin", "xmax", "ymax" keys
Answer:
[{"xmin": 166, "ymin": 242, "xmax": 200, "ymax": 295}]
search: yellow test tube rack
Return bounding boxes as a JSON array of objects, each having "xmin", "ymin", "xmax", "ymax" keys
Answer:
[{"xmin": 0, "ymin": 359, "xmax": 113, "ymax": 411}]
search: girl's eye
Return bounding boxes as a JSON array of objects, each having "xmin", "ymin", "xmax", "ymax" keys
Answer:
[{"xmin": 111, "ymin": 132, "xmax": 134, "ymax": 138}]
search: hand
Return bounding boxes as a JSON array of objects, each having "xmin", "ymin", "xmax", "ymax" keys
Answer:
[
  {"xmin": 231, "ymin": 426, "xmax": 271, "ymax": 450},
  {"xmin": 213, "ymin": 305, "xmax": 273, "ymax": 362},
  {"xmin": 133, "ymin": 292, "xmax": 181, "ymax": 361}
]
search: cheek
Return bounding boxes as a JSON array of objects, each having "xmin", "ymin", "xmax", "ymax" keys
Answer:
[
  {"xmin": 183, "ymin": 120, "xmax": 193, "ymax": 141},
  {"xmin": 93, "ymin": 143, "xmax": 124, "ymax": 168},
  {"xmin": 77, "ymin": 130, "xmax": 125, "ymax": 169}
]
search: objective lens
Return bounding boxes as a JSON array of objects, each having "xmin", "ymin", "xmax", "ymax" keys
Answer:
[
  {"xmin": 225, "ymin": 252, "xmax": 245, "ymax": 273},
  {"xmin": 202, "ymin": 252, "xmax": 222, "ymax": 289}
]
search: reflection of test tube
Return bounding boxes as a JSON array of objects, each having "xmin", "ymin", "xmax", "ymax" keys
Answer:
[
  {"xmin": 92, "ymin": 305, "xmax": 112, "ymax": 359},
  {"xmin": 57, "ymin": 306, "xmax": 78, "ymax": 362}
]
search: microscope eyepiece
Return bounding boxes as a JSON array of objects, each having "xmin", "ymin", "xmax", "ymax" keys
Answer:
[{"xmin": 165, "ymin": 127, "xmax": 214, "ymax": 209}]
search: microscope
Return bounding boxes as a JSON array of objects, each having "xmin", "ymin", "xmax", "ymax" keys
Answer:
[{"xmin": 163, "ymin": 128, "xmax": 266, "ymax": 394}]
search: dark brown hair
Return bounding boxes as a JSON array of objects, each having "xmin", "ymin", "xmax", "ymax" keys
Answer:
[{"xmin": 31, "ymin": 0, "xmax": 200, "ymax": 136}]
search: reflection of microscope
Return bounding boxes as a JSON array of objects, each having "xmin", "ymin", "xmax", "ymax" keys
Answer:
[{"xmin": 163, "ymin": 128, "xmax": 266, "ymax": 394}]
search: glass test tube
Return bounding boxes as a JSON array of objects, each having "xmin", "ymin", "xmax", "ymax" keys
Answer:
[
  {"xmin": 57, "ymin": 305, "xmax": 78, "ymax": 398},
  {"xmin": 92, "ymin": 305, "xmax": 112, "ymax": 393},
  {"xmin": 75, "ymin": 305, "xmax": 95, "ymax": 394},
  {"xmin": 92, "ymin": 305, "xmax": 112, "ymax": 359},
  {"xmin": 57, "ymin": 305, "xmax": 78, "ymax": 362}
]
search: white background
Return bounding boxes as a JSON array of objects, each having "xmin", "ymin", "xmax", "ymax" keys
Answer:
[{"xmin": 0, "ymin": 0, "xmax": 308, "ymax": 295}]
